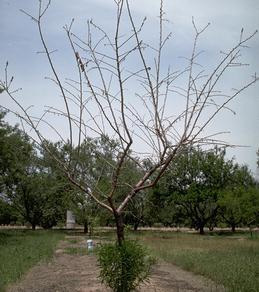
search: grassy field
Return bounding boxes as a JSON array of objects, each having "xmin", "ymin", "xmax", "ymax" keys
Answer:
[
  {"xmin": 0, "ymin": 229, "xmax": 64, "ymax": 291},
  {"xmin": 87, "ymin": 229, "xmax": 259, "ymax": 291},
  {"xmin": 0, "ymin": 229, "xmax": 258, "ymax": 292},
  {"xmin": 129, "ymin": 230, "xmax": 259, "ymax": 292}
]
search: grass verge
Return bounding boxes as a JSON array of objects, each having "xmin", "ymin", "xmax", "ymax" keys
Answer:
[
  {"xmin": 0, "ymin": 229, "xmax": 64, "ymax": 291},
  {"xmin": 132, "ymin": 231, "xmax": 259, "ymax": 292}
]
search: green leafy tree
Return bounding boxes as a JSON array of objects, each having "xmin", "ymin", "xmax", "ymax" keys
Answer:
[
  {"xmin": 146, "ymin": 178, "xmax": 186, "ymax": 228},
  {"xmin": 241, "ymin": 186, "xmax": 259, "ymax": 228},
  {"xmin": 0, "ymin": 111, "xmax": 39, "ymax": 228},
  {"xmin": 218, "ymin": 165, "xmax": 255, "ymax": 232},
  {"xmin": 124, "ymin": 192, "xmax": 148, "ymax": 231},
  {"xmin": 39, "ymin": 141, "xmax": 78, "ymax": 227},
  {"xmin": 160, "ymin": 147, "xmax": 235, "ymax": 234},
  {"xmin": 0, "ymin": 197, "xmax": 18, "ymax": 225},
  {"xmin": 67, "ymin": 136, "xmax": 146, "ymax": 232},
  {"xmin": 0, "ymin": 113, "xmax": 67, "ymax": 229},
  {"xmin": 13, "ymin": 174, "xmax": 46, "ymax": 230},
  {"xmin": 38, "ymin": 174, "xmax": 68, "ymax": 229},
  {"xmin": 0, "ymin": 111, "xmax": 33, "ymax": 193},
  {"xmin": 71, "ymin": 192, "xmax": 100, "ymax": 234}
]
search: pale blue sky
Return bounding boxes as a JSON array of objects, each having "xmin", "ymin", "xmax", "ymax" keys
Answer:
[{"xmin": 0, "ymin": 0, "xmax": 259, "ymax": 176}]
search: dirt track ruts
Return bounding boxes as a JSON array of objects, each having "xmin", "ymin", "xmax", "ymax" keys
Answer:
[{"xmin": 7, "ymin": 235, "xmax": 224, "ymax": 292}]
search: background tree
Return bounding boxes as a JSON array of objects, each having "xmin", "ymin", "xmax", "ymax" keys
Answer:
[
  {"xmin": 218, "ymin": 165, "xmax": 255, "ymax": 232},
  {"xmin": 0, "ymin": 197, "xmax": 18, "ymax": 225},
  {"xmin": 124, "ymin": 192, "xmax": 148, "ymax": 231},
  {"xmin": 160, "ymin": 147, "xmax": 235, "ymax": 234},
  {"xmin": 0, "ymin": 111, "xmax": 39, "ymax": 229},
  {"xmin": 146, "ymin": 180, "xmax": 184, "ymax": 227},
  {"xmin": 72, "ymin": 193, "xmax": 99, "ymax": 234},
  {"xmin": 241, "ymin": 186, "xmax": 259, "ymax": 230},
  {"xmin": 0, "ymin": 111, "xmax": 33, "ymax": 195},
  {"xmin": 38, "ymin": 174, "xmax": 68, "ymax": 229},
  {"xmin": 0, "ymin": 113, "xmax": 67, "ymax": 229}
]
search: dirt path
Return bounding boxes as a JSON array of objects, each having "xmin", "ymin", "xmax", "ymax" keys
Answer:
[{"xmin": 7, "ymin": 236, "xmax": 224, "ymax": 292}]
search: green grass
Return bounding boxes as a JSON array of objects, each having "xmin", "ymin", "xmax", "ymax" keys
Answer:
[
  {"xmin": 0, "ymin": 229, "xmax": 64, "ymax": 291},
  {"xmin": 69, "ymin": 229, "xmax": 259, "ymax": 291},
  {"xmin": 64, "ymin": 246, "xmax": 88, "ymax": 255},
  {"xmin": 66, "ymin": 238, "xmax": 82, "ymax": 244},
  {"xmin": 4, "ymin": 228, "xmax": 255, "ymax": 292},
  {"xmin": 130, "ymin": 230, "xmax": 259, "ymax": 292}
]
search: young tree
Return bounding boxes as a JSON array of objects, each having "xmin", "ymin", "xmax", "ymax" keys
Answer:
[{"xmin": 0, "ymin": 0, "xmax": 257, "ymax": 243}]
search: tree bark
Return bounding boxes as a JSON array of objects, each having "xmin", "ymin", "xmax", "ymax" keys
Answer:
[
  {"xmin": 231, "ymin": 224, "xmax": 236, "ymax": 232},
  {"xmin": 199, "ymin": 225, "xmax": 205, "ymax": 235},
  {"xmin": 134, "ymin": 221, "xmax": 139, "ymax": 231},
  {"xmin": 32, "ymin": 223, "xmax": 36, "ymax": 230},
  {"xmin": 249, "ymin": 226, "xmax": 253, "ymax": 238},
  {"xmin": 114, "ymin": 212, "xmax": 124, "ymax": 246}
]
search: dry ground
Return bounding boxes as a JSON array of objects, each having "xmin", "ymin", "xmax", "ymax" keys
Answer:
[{"xmin": 7, "ymin": 235, "xmax": 224, "ymax": 292}]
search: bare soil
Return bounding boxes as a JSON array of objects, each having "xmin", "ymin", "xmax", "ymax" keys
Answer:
[{"xmin": 7, "ymin": 235, "xmax": 224, "ymax": 292}]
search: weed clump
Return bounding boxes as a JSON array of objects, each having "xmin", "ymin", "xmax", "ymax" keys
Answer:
[{"xmin": 97, "ymin": 240, "xmax": 154, "ymax": 292}]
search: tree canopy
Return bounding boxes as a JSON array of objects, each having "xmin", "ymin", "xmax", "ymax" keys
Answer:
[{"xmin": 152, "ymin": 147, "xmax": 256, "ymax": 234}]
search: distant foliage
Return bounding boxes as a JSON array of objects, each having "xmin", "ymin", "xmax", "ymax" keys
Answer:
[
  {"xmin": 149, "ymin": 147, "xmax": 258, "ymax": 233},
  {"xmin": 0, "ymin": 111, "xmax": 67, "ymax": 229},
  {"xmin": 0, "ymin": 198, "xmax": 18, "ymax": 225}
]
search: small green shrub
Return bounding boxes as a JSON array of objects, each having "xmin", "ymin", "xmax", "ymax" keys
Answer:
[{"xmin": 97, "ymin": 240, "xmax": 154, "ymax": 292}]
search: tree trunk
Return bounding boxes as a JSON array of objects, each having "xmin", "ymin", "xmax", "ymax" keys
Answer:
[
  {"xmin": 32, "ymin": 223, "xmax": 36, "ymax": 230},
  {"xmin": 114, "ymin": 212, "xmax": 124, "ymax": 246},
  {"xmin": 249, "ymin": 226, "xmax": 253, "ymax": 238},
  {"xmin": 209, "ymin": 226, "xmax": 214, "ymax": 231},
  {"xmin": 199, "ymin": 225, "xmax": 205, "ymax": 235},
  {"xmin": 231, "ymin": 224, "xmax": 236, "ymax": 232},
  {"xmin": 134, "ymin": 221, "xmax": 139, "ymax": 231},
  {"xmin": 84, "ymin": 221, "xmax": 88, "ymax": 233}
]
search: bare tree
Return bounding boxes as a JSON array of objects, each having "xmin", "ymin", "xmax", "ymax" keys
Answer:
[{"xmin": 1, "ymin": 0, "xmax": 257, "ymax": 245}]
